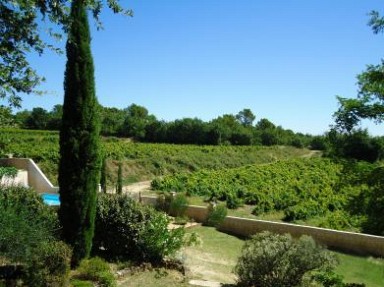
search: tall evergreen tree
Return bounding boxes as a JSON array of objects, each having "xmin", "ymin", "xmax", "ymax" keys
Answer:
[
  {"xmin": 58, "ymin": 0, "xmax": 101, "ymax": 266},
  {"xmin": 116, "ymin": 162, "xmax": 123, "ymax": 195}
]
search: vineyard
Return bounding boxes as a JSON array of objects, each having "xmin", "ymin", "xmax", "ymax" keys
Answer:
[
  {"xmin": 2, "ymin": 128, "xmax": 381, "ymax": 234},
  {"xmin": 152, "ymin": 158, "xmax": 376, "ymax": 232},
  {"xmin": 0, "ymin": 128, "xmax": 313, "ymax": 185}
]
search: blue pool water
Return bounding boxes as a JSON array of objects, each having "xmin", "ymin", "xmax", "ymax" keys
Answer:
[{"xmin": 41, "ymin": 193, "xmax": 60, "ymax": 206}]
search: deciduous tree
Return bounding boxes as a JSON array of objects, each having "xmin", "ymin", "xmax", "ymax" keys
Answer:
[
  {"xmin": 0, "ymin": 0, "xmax": 132, "ymax": 107},
  {"xmin": 334, "ymin": 11, "xmax": 384, "ymax": 132}
]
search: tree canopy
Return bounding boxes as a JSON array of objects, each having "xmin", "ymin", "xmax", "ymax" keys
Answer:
[
  {"xmin": 334, "ymin": 10, "xmax": 384, "ymax": 132},
  {"xmin": 0, "ymin": 0, "xmax": 132, "ymax": 107}
]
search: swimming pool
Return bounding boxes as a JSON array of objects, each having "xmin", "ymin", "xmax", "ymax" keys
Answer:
[{"xmin": 41, "ymin": 193, "xmax": 60, "ymax": 206}]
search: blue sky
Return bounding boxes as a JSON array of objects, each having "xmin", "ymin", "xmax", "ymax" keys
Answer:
[{"xmin": 10, "ymin": 0, "xmax": 384, "ymax": 135}]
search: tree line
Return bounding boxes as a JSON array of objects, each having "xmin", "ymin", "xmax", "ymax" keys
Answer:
[{"xmin": 1, "ymin": 104, "xmax": 315, "ymax": 147}]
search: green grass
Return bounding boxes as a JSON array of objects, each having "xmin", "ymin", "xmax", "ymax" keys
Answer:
[
  {"xmin": 335, "ymin": 252, "xmax": 384, "ymax": 287},
  {"xmin": 187, "ymin": 226, "xmax": 384, "ymax": 286},
  {"xmin": 183, "ymin": 226, "xmax": 243, "ymax": 284},
  {"xmin": 117, "ymin": 269, "xmax": 189, "ymax": 287},
  {"xmin": 114, "ymin": 225, "xmax": 382, "ymax": 286}
]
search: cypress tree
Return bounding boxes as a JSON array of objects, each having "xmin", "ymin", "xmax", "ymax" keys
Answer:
[
  {"xmin": 116, "ymin": 162, "xmax": 123, "ymax": 194},
  {"xmin": 58, "ymin": 0, "xmax": 101, "ymax": 266}
]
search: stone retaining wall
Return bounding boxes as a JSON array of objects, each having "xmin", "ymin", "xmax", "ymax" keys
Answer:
[{"xmin": 140, "ymin": 196, "xmax": 384, "ymax": 257}]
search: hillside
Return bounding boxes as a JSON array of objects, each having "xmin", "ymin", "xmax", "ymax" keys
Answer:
[{"xmin": 0, "ymin": 129, "xmax": 316, "ymax": 185}]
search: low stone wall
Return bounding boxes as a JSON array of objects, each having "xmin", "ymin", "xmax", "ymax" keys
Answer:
[
  {"xmin": 0, "ymin": 158, "xmax": 58, "ymax": 194},
  {"xmin": 140, "ymin": 196, "xmax": 384, "ymax": 257},
  {"xmin": 219, "ymin": 216, "xmax": 384, "ymax": 257}
]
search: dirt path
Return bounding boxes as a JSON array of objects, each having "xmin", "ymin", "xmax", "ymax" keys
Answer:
[{"xmin": 122, "ymin": 180, "xmax": 152, "ymax": 195}]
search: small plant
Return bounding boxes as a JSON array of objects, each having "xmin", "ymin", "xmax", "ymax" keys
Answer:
[
  {"xmin": 0, "ymin": 166, "xmax": 18, "ymax": 184},
  {"xmin": 169, "ymin": 192, "xmax": 189, "ymax": 217},
  {"xmin": 204, "ymin": 202, "xmax": 227, "ymax": 227},
  {"xmin": 23, "ymin": 241, "xmax": 72, "ymax": 287},
  {"xmin": 74, "ymin": 257, "xmax": 116, "ymax": 287},
  {"xmin": 156, "ymin": 191, "xmax": 173, "ymax": 213},
  {"xmin": 156, "ymin": 191, "xmax": 189, "ymax": 218},
  {"xmin": 312, "ymin": 271, "xmax": 366, "ymax": 287},
  {"xmin": 235, "ymin": 231, "xmax": 337, "ymax": 287},
  {"xmin": 225, "ymin": 192, "xmax": 242, "ymax": 209}
]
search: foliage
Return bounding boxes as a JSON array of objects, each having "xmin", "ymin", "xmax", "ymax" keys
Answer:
[
  {"xmin": 154, "ymin": 158, "xmax": 344, "ymax": 221},
  {"xmin": 58, "ymin": 0, "xmax": 101, "ymax": 266},
  {"xmin": 156, "ymin": 192, "xmax": 173, "ymax": 214},
  {"xmin": 116, "ymin": 161, "xmax": 123, "ymax": 194},
  {"xmin": 23, "ymin": 240, "xmax": 72, "ymax": 287},
  {"xmin": 10, "ymin": 104, "xmax": 314, "ymax": 148},
  {"xmin": 0, "ymin": 186, "xmax": 58, "ymax": 263},
  {"xmin": 333, "ymin": 11, "xmax": 384, "ymax": 133},
  {"xmin": 154, "ymin": 192, "xmax": 189, "ymax": 220},
  {"xmin": 0, "ymin": 186, "xmax": 71, "ymax": 286},
  {"xmin": 93, "ymin": 194, "xmax": 185, "ymax": 263},
  {"xmin": 325, "ymin": 129, "xmax": 383, "ymax": 162},
  {"xmin": 74, "ymin": 257, "xmax": 116, "ymax": 287},
  {"xmin": 0, "ymin": 128, "xmax": 311, "ymax": 185},
  {"xmin": 312, "ymin": 271, "xmax": 366, "ymax": 287},
  {"xmin": 100, "ymin": 156, "xmax": 107, "ymax": 193},
  {"xmin": 235, "ymin": 231, "xmax": 337, "ymax": 287},
  {"xmin": 0, "ymin": 0, "xmax": 132, "ymax": 107},
  {"xmin": 0, "ymin": 166, "xmax": 17, "ymax": 181},
  {"xmin": 362, "ymin": 165, "xmax": 384, "ymax": 235},
  {"xmin": 169, "ymin": 193, "xmax": 189, "ymax": 217},
  {"xmin": 204, "ymin": 203, "xmax": 227, "ymax": 227}
]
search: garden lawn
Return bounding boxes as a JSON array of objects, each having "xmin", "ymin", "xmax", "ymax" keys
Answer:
[
  {"xmin": 335, "ymin": 252, "xmax": 384, "ymax": 287},
  {"xmin": 117, "ymin": 225, "xmax": 382, "ymax": 287}
]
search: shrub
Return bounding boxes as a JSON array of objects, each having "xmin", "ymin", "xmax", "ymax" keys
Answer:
[
  {"xmin": 362, "ymin": 166, "xmax": 384, "ymax": 236},
  {"xmin": 156, "ymin": 191, "xmax": 173, "ymax": 213},
  {"xmin": 0, "ymin": 186, "xmax": 58, "ymax": 263},
  {"xmin": 225, "ymin": 192, "xmax": 242, "ymax": 209},
  {"xmin": 94, "ymin": 194, "xmax": 185, "ymax": 263},
  {"xmin": 283, "ymin": 199, "xmax": 323, "ymax": 222},
  {"xmin": 75, "ymin": 257, "xmax": 116, "ymax": 287},
  {"xmin": 156, "ymin": 192, "xmax": 189, "ymax": 219},
  {"xmin": 0, "ymin": 186, "xmax": 70, "ymax": 286},
  {"xmin": 0, "ymin": 166, "xmax": 17, "ymax": 182},
  {"xmin": 169, "ymin": 193, "xmax": 189, "ymax": 217},
  {"xmin": 23, "ymin": 240, "xmax": 72, "ymax": 287},
  {"xmin": 204, "ymin": 203, "xmax": 227, "ymax": 227},
  {"xmin": 312, "ymin": 271, "xmax": 366, "ymax": 287},
  {"xmin": 235, "ymin": 231, "xmax": 337, "ymax": 287}
]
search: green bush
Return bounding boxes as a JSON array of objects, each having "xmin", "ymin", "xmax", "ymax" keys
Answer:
[
  {"xmin": 169, "ymin": 192, "xmax": 189, "ymax": 217},
  {"xmin": 75, "ymin": 257, "xmax": 116, "ymax": 287},
  {"xmin": 225, "ymin": 192, "xmax": 242, "ymax": 209},
  {"xmin": 204, "ymin": 203, "xmax": 227, "ymax": 227},
  {"xmin": 0, "ymin": 186, "xmax": 70, "ymax": 287},
  {"xmin": 283, "ymin": 199, "xmax": 324, "ymax": 222},
  {"xmin": 156, "ymin": 192, "xmax": 189, "ymax": 218},
  {"xmin": 0, "ymin": 166, "xmax": 17, "ymax": 181},
  {"xmin": 23, "ymin": 240, "xmax": 72, "ymax": 287},
  {"xmin": 235, "ymin": 231, "xmax": 337, "ymax": 287},
  {"xmin": 156, "ymin": 191, "xmax": 172, "ymax": 213},
  {"xmin": 0, "ymin": 186, "xmax": 58, "ymax": 263},
  {"xmin": 94, "ymin": 194, "xmax": 185, "ymax": 263},
  {"xmin": 312, "ymin": 271, "xmax": 366, "ymax": 287}
]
